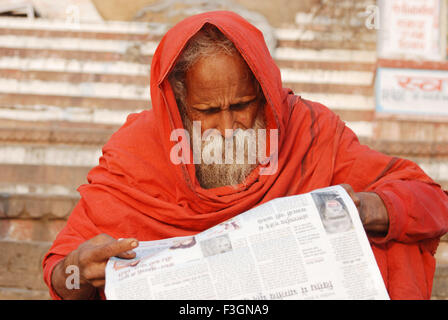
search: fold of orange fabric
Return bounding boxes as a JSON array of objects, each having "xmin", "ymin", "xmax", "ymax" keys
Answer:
[{"xmin": 43, "ymin": 11, "xmax": 448, "ymax": 300}]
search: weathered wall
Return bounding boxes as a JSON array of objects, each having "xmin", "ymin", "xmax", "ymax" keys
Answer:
[{"xmin": 91, "ymin": 0, "xmax": 319, "ymax": 26}]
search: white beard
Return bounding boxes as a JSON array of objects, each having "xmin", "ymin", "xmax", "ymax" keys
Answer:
[{"xmin": 181, "ymin": 109, "xmax": 266, "ymax": 189}]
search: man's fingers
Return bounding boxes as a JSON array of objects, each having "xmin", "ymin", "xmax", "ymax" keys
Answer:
[
  {"xmin": 94, "ymin": 238, "xmax": 139, "ymax": 261},
  {"xmin": 339, "ymin": 183, "xmax": 354, "ymax": 195},
  {"xmin": 116, "ymin": 250, "xmax": 137, "ymax": 260},
  {"xmin": 90, "ymin": 279, "xmax": 105, "ymax": 288},
  {"xmin": 339, "ymin": 184, "xmax": 361, "ymax": 207}
]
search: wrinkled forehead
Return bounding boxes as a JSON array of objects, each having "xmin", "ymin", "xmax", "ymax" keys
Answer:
[{"xmin": 185, "ymin": 52, "xmax": 256, "ymax": 90}]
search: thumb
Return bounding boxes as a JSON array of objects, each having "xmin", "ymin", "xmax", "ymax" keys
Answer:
[
  {"xmin": 339, "ymin": 184, "xmax": 361, "ymax": 207},
  {"xmin": 96, "ymin": 238, "xmax": 139, "ymax": 261}
]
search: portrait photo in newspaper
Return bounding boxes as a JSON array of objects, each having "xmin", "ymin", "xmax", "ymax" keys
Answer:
[
  {"xmin": 200, "ymin": 234, "xmax": 233, "ymax": 257},
  {"xmin": 311, "ymin": 192, "xmax": 354, "ymax": 234}
]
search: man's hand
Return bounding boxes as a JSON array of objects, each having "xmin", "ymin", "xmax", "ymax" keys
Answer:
[
  {"xmin": 340, "ymin": 184, "xmax": 389, "ymax": 236},
  {"xmin": 51, "ymin": 233, "xmax": 139, "ymax": 299}
]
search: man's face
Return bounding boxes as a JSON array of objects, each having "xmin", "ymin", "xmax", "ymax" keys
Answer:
[{"xmin": 184, "ymin": 52, "xmax": 262, "ymax": 138}]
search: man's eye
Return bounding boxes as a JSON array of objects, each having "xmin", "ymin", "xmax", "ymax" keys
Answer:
[
  {"xmin": 230, "ymin": 102, "xmax": 249, "ymax": 111},
  {"xmin": 202, "ymin": 108, "xmax": 220, "ymax": 114},
  {"xmin": 230, "ymin": 99, "xmax": 256, "ymax": 111}
]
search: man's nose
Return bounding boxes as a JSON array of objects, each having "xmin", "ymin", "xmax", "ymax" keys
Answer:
[{"xmin": 217, "ymin": 110, "xmax": 235, "ymax": 138}]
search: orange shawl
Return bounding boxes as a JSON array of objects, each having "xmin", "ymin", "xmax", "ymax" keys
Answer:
[{"xmin": 43, "ymin": 11, "xmax": 448, "ymax": 299}]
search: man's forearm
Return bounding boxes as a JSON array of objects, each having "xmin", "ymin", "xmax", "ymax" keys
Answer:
[{"xmin": 51, "ymin": 257, "xmax": 97, "ymax": 300}]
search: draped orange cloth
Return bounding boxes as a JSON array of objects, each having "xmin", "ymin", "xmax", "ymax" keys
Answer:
[{"xmin": 43, "ymin": 11, "xmax": 448, "ymax": 300}]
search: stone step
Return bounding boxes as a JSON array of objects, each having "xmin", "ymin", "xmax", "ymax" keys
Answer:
[
  {"xmin": 0, "ymin": 287, "xmax": 50, "ymax": 300},
  {"xmin": 0, "ymin": 144, "xmax": 102, "ymax": 167},
  {"xmin": 0, "ymin": 34, "xmax": 158, "ymax": 55},
  {"xmin": 0, "ymin": 25, "xmax": 161, "ymax": 42},
  {"xmin": 436, "ymin": 237, "xmax": 448, "ymax": 267},
  {"xmin": 0, "ymin": 163, "xmax": 91, "ymax": 190},
  {"xmin": 0, "ymin": 46, "xmax": 152, "ymax": 64},
  {"xmin": 362, "ymin": 139, "xmax": 448, "ymax": 157},
  {"xmin": 0, "ymin": 101, "xmax": 140, "ymax": 126},
  {"xmin": 0, "ymin": 69, "xmax": 149, "ymax": 86},
  {"xmin": 432, "ymin": 264, "xmax": 448, "ymax": 299},
  {"xmin": 0, "ymin": 193, "xmax": 78, "ymax": 219},
  {"xmin": 277, "ymin": 37, "xmax": 376, "ymax": 51},
  {"xmin": 275, "ymin": 59, "xmax": 375, "ymax": 72},
  {"xmin": 275, "ymin": 28, "xmax": 377, "ymax": 43},
  {"xmin": 0, "ymin": 17, "xmax": 162, "ymax": 35},
  {"xmin": 0, "ymin": 55, "xmax": 150, "ymax": 75},
  {"xmin": 274, "ymin": 47, "xmax": 376, "ymax": 64},
  {"xmin": 281, "ymin": 68, "xmax": 373, "ymax": 86},
  {"xmin": 374, "ymin": 119, "xmax": 448, "ymax": 142},
  {"xmin": 0, "ymin": 286, "xmax": 50, "ymax": 300},
  {"xmin": 299, "ymin": 93, "xmax": 374, "ymax": 111},
  {"xmin": 0, "ymin": 240, "xmax": 51, "ymax": 291},
  {"xmin": 288, "ymin": 82, "xmax": 373, "ymax": 96},
  {"xmin": 0, "ymin": 182, "xmax": 77, "ymax": 198},
  {"xmin": 0, "ymin": 92, "xmax": 147, "ymax": 118},
  {"xmin": 0, "ymin": 218, "xmax": 68, "ymax": 242},
  {"xmin": 378, "ymin": 59, "xmax": 448, "ymax": 72},
  {"xmin": 0, "ymin": 118, "xmax": 117, "ymax": 145},
  {"xmin": 408, "ymin": 159, "xmax": 448, "ymax": 183},
  {"xmin": 345, "ymin": 121, "xmax": 373, "ymax": 139},
  {"xmin": 0, "ymin": 78, "xmax": 150, "ymax": 100}
]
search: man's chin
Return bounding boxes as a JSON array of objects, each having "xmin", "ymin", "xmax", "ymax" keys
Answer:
[{"xmin": 196, "ymin": 162, "xmax": 258, "ymax": 189}]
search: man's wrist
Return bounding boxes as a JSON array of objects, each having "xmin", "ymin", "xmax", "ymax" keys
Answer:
[
  {"xmin": 359, "ymin": 192, "xmax": 390, "ymax": 235},
  {"xmin": 51, "ymin": 255, "xmax": 97, "ymax": 300}
]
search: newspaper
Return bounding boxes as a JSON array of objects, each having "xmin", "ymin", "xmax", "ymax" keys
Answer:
[{"xmin": 105, "ymin": 185, "xmax": 390, "ymax": 300}]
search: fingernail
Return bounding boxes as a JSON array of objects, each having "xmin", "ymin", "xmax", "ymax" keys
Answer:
[{"xmin": 131, "ymin": 241, "xmax": 138, "ymax": 247}]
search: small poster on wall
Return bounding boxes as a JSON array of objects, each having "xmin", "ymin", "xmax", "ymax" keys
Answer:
[
  {"xmin": 378, "ymin": 0, "xmax": 446, "ymax": 61},
  {"xmin": 376, "ymin": 67, "xmax": 448, "ymax": 116}
]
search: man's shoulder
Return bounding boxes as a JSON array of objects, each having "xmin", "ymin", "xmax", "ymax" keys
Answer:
[
  {"xmin": 105, "ymin": 109, "xmax": 157, "ymax": 148},
  {"xmin": 123, "ymin": 109, "xmax": 154, "ymax": 127},
  {"xmin": 293, "ymin": 96, "xmax": 341, "ymax": 124}
]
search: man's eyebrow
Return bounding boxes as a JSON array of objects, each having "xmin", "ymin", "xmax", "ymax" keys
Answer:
[
  {"xmin": 191, "ymin": 103, "xmax": 218, "ymax": 110},
  {"xmin": 191, "ymin": 95, "xmax": 257, "ymax": 110},
  {"xmin": 231, "ymin": 96, "xmax": 258, "ymax": 105},
  {"xmin": 232, "ymin": 95, "xmax": 257, "ymax": 104}
]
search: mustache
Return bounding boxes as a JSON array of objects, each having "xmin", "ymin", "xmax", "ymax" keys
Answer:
[
  {"xmin": 200, "ymin": 127, "xmax": 261, "ymax": 165},
  {"xmin": 179, "ymin": 107, "xmax": 266, "ymax": 189}
]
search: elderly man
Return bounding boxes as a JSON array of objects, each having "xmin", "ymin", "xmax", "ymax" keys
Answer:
[{"xmin": 43, "ymin": 11, "xmax": 448, "ymax": 300}]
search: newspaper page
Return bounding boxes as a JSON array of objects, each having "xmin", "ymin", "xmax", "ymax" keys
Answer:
[{"xmin": 105, "ymin": 185, "xmax": 390, "ymax": 300}]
